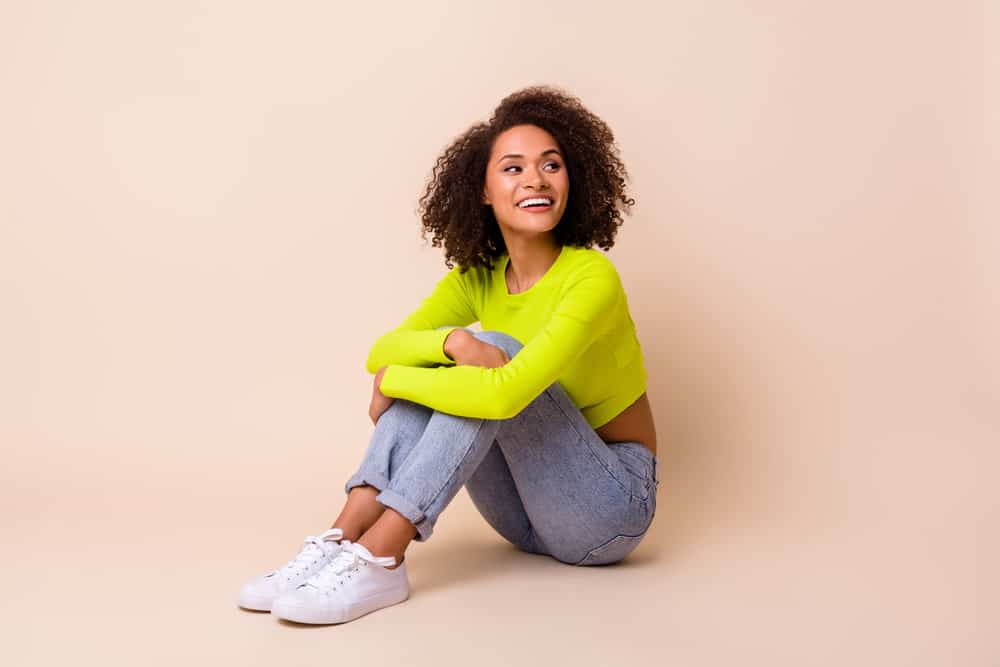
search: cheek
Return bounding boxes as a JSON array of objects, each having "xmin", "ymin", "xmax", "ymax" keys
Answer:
[
  {"xmin": 556, "ymin": 174, "xmax": 570, "ymax": 201},
  {"xmin": 546, "ymin": 168, "xmax": 568, "ymax": 192},
  {"xmin": 488, "ymin": 177, "xmax": 517, "ymax": 202}
]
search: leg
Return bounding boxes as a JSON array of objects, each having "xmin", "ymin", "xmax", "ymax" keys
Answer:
[
  {"xmin": 335, "ymin": 398, "xmax": 434, "ymax": 544},
  {"xmin": 329, "ymin": 484, "xmax": 383, "ymax": 542},
  {"xmin": 360, "ymin": 330, "xmax": 659, "ymax": 566},
  {"xmin": 471, "ymin": 331, "xmax": 658, "ymax": 564},
  {"xmin": 463, "ymin": 440, "xmax": 547, "ymax": 554},
  {"xmin": 342, "ymin": 389, "xmax": 541, "ymax": 564}
]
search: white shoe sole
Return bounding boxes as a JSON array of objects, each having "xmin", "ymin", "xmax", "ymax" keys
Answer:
[
  {"xmin": 238, "ymin": 590, "xmax": 276, "ymax": 612},
  {"xmin": 271, "ymin": 587, "xmax": 410, "ymax": 624}
]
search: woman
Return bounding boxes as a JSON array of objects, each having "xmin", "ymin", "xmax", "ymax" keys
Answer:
[{"xmin": 238, "ymin": 85, "xmax": 660, "ymax": 625}]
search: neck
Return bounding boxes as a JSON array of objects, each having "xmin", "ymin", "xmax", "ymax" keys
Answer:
[{"xmin": 503, "ymin": 235, "xmax": 562, "ymax": 293}]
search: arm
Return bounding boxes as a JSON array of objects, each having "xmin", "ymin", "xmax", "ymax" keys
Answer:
[
  {"xmin": 365, "ymin": 265, "xmax": 478, "ymax": 374},
  {"xmin": 370, "ymin": 329, "xmax": 507, "ymax": 425},
  {"xmin": 378, "ymin": 263, "xmax": 621, "ymax": 420}
]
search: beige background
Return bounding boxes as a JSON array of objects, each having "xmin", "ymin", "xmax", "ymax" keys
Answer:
[{"xmin": 1, "ymin": 1, "xmax": 996, "ymax": 665}]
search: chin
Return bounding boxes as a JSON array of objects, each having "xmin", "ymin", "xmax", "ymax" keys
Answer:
[
  {"xmin": 498, "ymin": 210, "xmax": 565, "ymax": 235},
  {"xmin": 512, "ymin": 223, "xmax": 559, "ymax": 236}
]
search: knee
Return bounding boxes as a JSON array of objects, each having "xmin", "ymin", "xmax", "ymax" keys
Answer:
[{"xmin": 471, "ymin": 330, "xmax": 525, "ymax": 357}]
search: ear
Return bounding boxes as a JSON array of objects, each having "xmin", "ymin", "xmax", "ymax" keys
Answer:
[{"xmin": 482, "ymin": 190, "xmax": 490, "ymax": 205}]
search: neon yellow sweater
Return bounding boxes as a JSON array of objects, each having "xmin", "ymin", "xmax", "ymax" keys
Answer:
[{"xmin": 366, "ymin": 244, "xmax": 647, "ymax": 429}]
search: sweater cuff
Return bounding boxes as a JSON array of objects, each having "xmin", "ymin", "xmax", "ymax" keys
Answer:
[
  {"xmin": 380, "ymin": 364, "xmax": 437, "ymax": 401},
  {"xmin": 436, "ymin": 326, "xmax": 462, "ymax": 363},
  {"xmin": 407, "ymin": 327, "xmax": 459, "ymax": 366}
]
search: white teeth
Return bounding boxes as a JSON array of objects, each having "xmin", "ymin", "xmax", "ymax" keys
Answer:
[{"xmin": 517, "ymin": 197, "xmax": 553, "ymax": 208}]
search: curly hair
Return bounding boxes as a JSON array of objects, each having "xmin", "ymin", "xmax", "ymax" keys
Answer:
[{"xmin": 417, "ymin": 85, "xmax": 636, "ymax": 272}]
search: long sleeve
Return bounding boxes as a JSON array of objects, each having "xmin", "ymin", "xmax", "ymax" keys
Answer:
[
  {"xmin": 365, "ymin": 265, "xmax": 478, "ymax": 374},
  {"xmin": 378, "ymin": 262, "xmax": 621, "ymax": 419}
]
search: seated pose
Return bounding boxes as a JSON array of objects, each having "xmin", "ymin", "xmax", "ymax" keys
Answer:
[{"xmin": 238, "ymin": 85, "xmax": 661, "ymax": 625}]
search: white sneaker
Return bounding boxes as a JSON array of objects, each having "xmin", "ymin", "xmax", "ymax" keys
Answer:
[
  {"xmin": 271, "ymin": 541, "xmax": 410, "ymax": 624},
  {"xmin": 238, "ymin": 528, "xmax": 347, "ymax": 611}
]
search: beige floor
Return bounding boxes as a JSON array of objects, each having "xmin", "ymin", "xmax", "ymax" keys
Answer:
[{"xmin": 3, "ymin": 411, "xmax": 993, "ymax": 667}]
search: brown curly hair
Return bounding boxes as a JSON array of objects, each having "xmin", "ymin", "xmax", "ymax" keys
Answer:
[{"xmin": 417, "ymin": 85, "xmax": 636, "ymax": 272}]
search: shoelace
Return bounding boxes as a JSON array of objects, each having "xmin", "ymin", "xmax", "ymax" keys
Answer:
[
  {"xmin": 302, "ymin": 545, "xmax": 397, "ymax": 592},
  {"xmin": 272, "ymin": 528, "xmax": 344, "ymax": 581}
]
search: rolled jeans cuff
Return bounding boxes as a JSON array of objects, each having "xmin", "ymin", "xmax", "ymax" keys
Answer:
[
  {"xmin": 375, "ymin": 487, "xmax": 434, "ymax": 542},
  {"xmin": 344, "ymin": 471, "xmax": 391, "ymax": 497}
]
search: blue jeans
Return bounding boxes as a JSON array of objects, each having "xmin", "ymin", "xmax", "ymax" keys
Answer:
[{"xmin": 344, "ymin": 330, "xmax": 661, "ymax": 566}]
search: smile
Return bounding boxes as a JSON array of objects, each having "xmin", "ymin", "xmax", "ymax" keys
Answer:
[{"xmin": 516, "ymin": 197, "xmax": 554, "ymax": 210}]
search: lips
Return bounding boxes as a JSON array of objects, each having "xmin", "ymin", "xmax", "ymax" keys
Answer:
[{"xmin": 516, "ymin": 196, "xmax": 555, "ymax": 209}]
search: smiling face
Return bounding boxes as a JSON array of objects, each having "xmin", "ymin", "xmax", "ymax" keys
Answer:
[{"xmin": 482, "ymin": 124, "xmax": 570, "ymax": 242}]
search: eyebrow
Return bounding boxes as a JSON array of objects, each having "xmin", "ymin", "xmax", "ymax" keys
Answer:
[{"xmin": 496, "ymin": 149, "xmax": 562, "ymax": 164}]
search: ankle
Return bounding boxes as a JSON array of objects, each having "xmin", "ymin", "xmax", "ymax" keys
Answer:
[
  {"xmin": 330, "ymin": 524, "xmax": 362, "ymax": 543},
  {"xmin": 356, "ymin": 537, "xmax": 406, "ymax": 567}
]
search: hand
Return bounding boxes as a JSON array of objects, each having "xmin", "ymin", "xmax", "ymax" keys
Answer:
[
  {"xmin": 445, "ymin": 330, "xmax": 510, "ymax": 369},
  {"xmin": 369, "ymin": 366, "xmax": 395, "ymax": 425}
]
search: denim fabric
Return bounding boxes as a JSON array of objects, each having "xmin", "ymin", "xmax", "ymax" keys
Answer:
[{"xmin": 344, "ymin": 329, "xmax": 661, "ymax": 566}]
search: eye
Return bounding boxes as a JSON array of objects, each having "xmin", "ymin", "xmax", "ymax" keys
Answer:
[{"xmin": 503, "ymin": 161, "xmax": 562, "ymax": 173}]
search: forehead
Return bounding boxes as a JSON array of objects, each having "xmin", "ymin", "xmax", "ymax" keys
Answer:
[{"xmin": 490, "ymin": 124, "xmax": 560, "ymax": 156}]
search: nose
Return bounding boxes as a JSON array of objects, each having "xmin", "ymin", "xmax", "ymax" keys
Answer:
[{"xmin": 524, "ymin": 166, "xmax": 550, "ymax": 191}]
